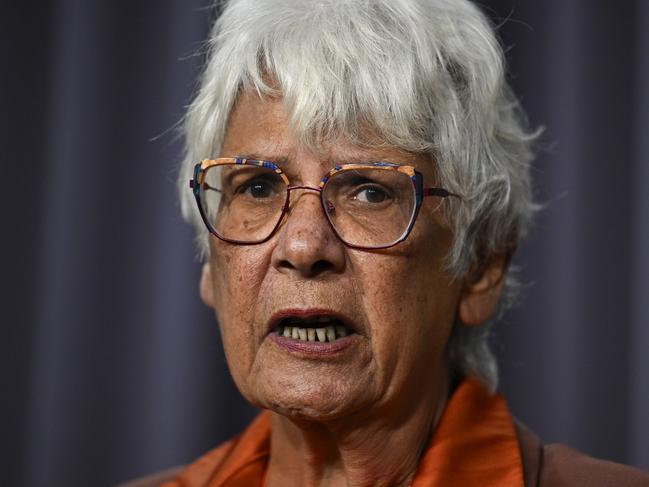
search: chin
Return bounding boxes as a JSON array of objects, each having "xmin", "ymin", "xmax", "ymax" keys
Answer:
[{"xmin": 246, "ymin": 372, "xmax": 371, "ymax": 422}]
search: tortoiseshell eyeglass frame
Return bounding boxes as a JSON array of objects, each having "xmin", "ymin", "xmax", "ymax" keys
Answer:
[{"xmin": 189, "ymin": 157, "xmax": 461, "ymax": 250}]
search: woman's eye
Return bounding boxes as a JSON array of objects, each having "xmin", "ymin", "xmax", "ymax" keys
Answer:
[
  {"xmin": 239, "ymin": 179, "xmax": 276, "ymax": 199},
  {"xmin": 354, "ymin": 185, "xmax": 391, "ymax": 203}
]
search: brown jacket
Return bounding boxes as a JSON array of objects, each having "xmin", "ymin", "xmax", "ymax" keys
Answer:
[{"xmin": 515, "ymin": 421, "xmax": 649, "ymax": 487}]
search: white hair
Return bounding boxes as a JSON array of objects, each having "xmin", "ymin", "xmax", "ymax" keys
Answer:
[{"xmin": 179, "ymin": 0, "xmax": 540, "ymax": 391}]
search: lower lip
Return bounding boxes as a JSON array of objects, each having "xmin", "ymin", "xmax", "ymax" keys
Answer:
[{"xmin": 268, "ymin": 331, "xmax": 357, "ymax": 356}]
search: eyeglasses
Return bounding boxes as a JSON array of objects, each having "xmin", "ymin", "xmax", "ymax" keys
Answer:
[{"xmin": 190, "ymin": 157, "xmax": 460, "ymax": 250}]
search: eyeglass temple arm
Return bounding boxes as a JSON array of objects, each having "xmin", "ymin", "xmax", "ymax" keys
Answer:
[
  {"xmin": 189, "ymin": 180, "xmax": 222, "ymax": 193},
  {"xmin": 423, "ymin": 187, "xmax": 461, "ymax": 199}
]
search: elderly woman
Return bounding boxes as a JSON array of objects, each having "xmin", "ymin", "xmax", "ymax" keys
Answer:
[{"xmin": 123, "ymin": 0, "xmax": 649, "ymax": 486}]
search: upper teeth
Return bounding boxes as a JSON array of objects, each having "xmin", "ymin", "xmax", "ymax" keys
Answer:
[{"xmin": 280, "ymin": 323, "xmax": 349, "ymax": 342}]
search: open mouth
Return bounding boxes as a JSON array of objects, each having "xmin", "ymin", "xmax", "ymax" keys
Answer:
[{"xmin": 276, "ymin": 317, "xmax": 353, "ymax": 343}]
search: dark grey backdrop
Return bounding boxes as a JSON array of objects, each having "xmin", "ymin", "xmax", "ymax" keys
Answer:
[{"xmin": 2, "ymin": 1, "xmax": 648, "ymax": 486}]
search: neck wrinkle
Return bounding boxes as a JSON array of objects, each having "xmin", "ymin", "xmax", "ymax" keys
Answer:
[{"xmin": 266, "ymin": 372, "xmax": 450, "ymax": 487}]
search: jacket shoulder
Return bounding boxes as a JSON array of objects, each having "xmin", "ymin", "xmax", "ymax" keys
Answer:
[
  {"xmin": 515, "ymin": 419, "xmax": 649, "ymax": 487},
  {"xmin": 541, "ymin": 443, "xmax": 649, "ymax": 487}
]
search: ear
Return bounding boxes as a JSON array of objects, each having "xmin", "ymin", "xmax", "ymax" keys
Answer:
[
  {"xmin": 458, "ymin": 254, "xmax": 509, "ymax": 327},
  {"xmin": 200, "ymin": 263, "xmax": 215, "ymax": 308}
]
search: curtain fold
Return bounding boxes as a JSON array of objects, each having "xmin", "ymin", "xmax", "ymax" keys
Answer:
[{"xmin": 628, "ymin": 0, "xmax": 649, "ymax": 468}]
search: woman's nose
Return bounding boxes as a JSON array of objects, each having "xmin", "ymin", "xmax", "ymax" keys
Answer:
[{"xmin": 271, "ymin": 189, "xmax": 346, "ymax": 278}]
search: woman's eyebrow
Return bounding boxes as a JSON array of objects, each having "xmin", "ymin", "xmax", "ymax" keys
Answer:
[{"xmin": 236, "ymin": 153, "xmax": 291, "ymax": 166}]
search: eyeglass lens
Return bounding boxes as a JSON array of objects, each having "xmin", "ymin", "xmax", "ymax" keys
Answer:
[{"xmin": 200, "ymin": 164, "xmax": 420, "ymax": 247}]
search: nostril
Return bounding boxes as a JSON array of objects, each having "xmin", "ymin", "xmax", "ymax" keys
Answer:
[
  {"xmin": 310, "ymin": 260, "xmax": 335, "ymax": 276},
  {"xmin": 276, "ymin": 259, "xmax": 295, "ymax": 272},
  {"xmin": 275, "ymin": 258, "xmax": 334, "ymax": 277}
]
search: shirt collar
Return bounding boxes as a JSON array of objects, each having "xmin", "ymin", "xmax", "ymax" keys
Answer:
[{"xmin": 411, "ymin": 378, "xmax": 525, "ymax": 487}]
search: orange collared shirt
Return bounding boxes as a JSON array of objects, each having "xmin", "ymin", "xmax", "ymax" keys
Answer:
[{"xmin": 162, "ymin": 379, "xmax": 525, "ymax": 487}]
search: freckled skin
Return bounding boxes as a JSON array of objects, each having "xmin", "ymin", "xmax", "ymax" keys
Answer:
[{"xmin": 199, "ymin": 91, "xmax": 501, "ymax": 486}]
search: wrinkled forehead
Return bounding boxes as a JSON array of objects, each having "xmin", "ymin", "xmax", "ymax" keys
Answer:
[
  {"xmin": 223, "ymin": 88, "xmax": 436, "ymax": 180},
  {"xmin": 228, "ymin": 81, "xmax": 407, "ymax": 150}
]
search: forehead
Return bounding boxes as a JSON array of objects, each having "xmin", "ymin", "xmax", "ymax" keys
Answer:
[{"xmin": 222, "ymin": 90, "xmax": 434, "ymax": 176}]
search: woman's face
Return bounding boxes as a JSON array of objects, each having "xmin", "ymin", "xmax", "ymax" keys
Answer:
[{"xmin": 200, "ymin": 91, "xmax": 464, "ymax": 421}]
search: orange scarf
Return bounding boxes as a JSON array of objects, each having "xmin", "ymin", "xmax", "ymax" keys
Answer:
[{"xmin": 164, "ymin": 379, "xmax": 524, "ymax": 487}]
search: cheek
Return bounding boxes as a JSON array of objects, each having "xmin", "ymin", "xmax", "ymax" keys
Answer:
[
  {"xmin": 211, "ymin": 239, "xmax": 269, "ymax": 308},
  {"xmin": 209, "ymin": 240, "xmax": 270, "ymax": 381},
  {"xmin": 353, "ymin": 224, "xmax": 459, "ymax": 380}
]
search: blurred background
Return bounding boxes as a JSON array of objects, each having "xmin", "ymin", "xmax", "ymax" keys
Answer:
[{"xmin": 1, "ymin": 0, "xmax": 647, "ymax": 485}]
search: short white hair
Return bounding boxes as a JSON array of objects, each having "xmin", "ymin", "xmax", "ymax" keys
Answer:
[{"xmin": 179, "ymin": 0, "xmax": 540, "ymax": 391}]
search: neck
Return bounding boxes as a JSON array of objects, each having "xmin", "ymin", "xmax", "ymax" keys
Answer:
[{"xmin": 266, "ymin": 372, "xmax": 450, "ymax": 487}]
